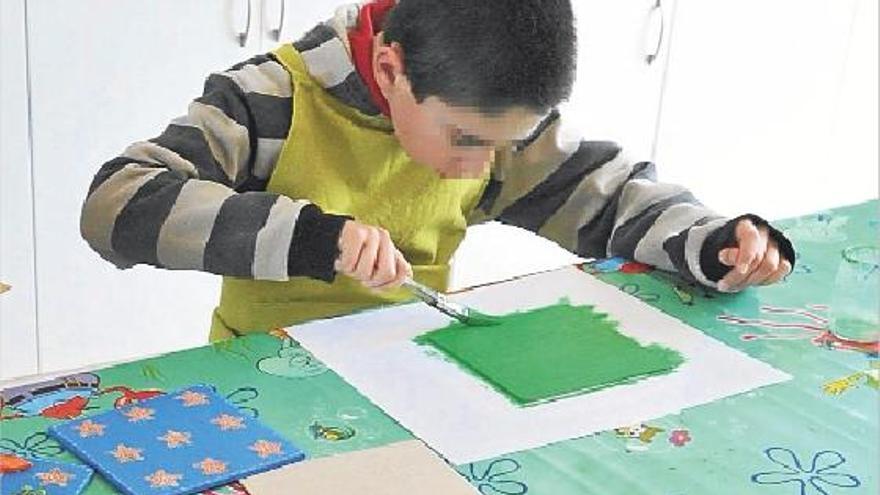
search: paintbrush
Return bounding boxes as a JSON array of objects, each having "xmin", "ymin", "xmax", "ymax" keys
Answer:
[{"xmin": 402, "ymin": 277, "xmax": 501, "ymax": 327}]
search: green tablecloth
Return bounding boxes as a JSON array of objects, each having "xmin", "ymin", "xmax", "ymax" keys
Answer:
[{"xmin": 2, "ymin": 200, "xmax": 877, "ymax": 495}]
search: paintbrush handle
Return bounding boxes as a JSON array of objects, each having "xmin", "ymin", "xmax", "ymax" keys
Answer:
[
  {"xmin": 401, "ymin": 278, "xmax": 501, "ymax": 326},
  {"xmin": 402, "ymin": 277, "xmax": 443, "ymax": 306},
  {"xmin": 402, "ymin": 277, "xmax": 471, "ymax": 322}
]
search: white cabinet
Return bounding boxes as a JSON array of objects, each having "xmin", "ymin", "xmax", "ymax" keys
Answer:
[
  {"xmin": 654, "ymin": 0, "xmax": 875, "ymax": 219},
  {"xmin": 562, "ymin": 0, "xmax": 675, "ymax": 161},
  {"xmin": 26, "ymin": 0, "xmax": 248, "ymax": 375},
  {"xmin": 1, "ymin": 0, "xmax": 39, "ymax": 379},
  {"xmin": 0, "ymin": 0, "xmax": 345, "ymax": 379}
]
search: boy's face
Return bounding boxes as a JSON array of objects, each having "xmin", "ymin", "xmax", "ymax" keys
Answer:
[{"xmin": 374, "ymin": 37, "xmax": 545, "ymax": 179}]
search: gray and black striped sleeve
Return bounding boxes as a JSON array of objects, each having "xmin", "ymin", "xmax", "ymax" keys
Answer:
[
  {"xmin": 470, "ymin": 111, "xmax": 794, "ymax": 289},
  {"xmin": 80, "ymin": 53, "xmax": 349, "ymax": 283}
]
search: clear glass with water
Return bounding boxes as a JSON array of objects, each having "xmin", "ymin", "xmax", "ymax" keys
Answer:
[{"xmin": 830, "ymin": 246, "xmax": 880, "ymax": 343}]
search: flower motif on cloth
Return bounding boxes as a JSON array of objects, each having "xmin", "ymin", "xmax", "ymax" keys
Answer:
[
  {"xmin": 35, "ymin": 467, "xmax": 74, "ymax": 486},
  {"xmin": 123, "ymin": 406, "xmax": 155, "ymax": 422},
  {"xmin": 193, "ymin": 458, "xmax": 228, "ymax": 475},
  {"xmin": 144, "ymin": 469, "xmax": 183, "ymax": 488},
  {"xmin": 75, "ymin": 420, "xmax": 105, "ymax": 438},
  {"xmin": 248, "ymin": 440, "xmax": 283, "ymax": 458},
  {"xmin": 668, "ymin": 429, "xmax": 692, "ymax": 447},
  {"xmin": 176, "ymin": 390, "xmax": 209, "ymax": 407},
  {"xmin": 211, "ymin": 414, "xmax": 246, "ymax": 431},
  {"xmin": 158, "ymin": 430, "xmax": 192, "ymax": 449},
  {"xmin": 751, "ymin": 447, "xmax": 860, "ymax": 495},
  {"xmin": 459, "ymin": 458, "xmax": 528, "ymax": 495},
  {"xmin": 109, "ymin": 444, "xmax": 144, "ymax": 463}
]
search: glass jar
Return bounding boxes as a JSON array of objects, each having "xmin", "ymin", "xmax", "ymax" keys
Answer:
[{"xmin": 830, "ymin": 245, "xmax": 879, "ymax": 343}]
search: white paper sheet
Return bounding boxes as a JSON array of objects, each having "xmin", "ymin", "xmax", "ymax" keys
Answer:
[
  {"xmin": 448, "ymin": 222, "xmax": 587, "ymax": 291},
  {"xmin": 290, "ymin": 267, "xmax": 791, "ymax": 464}
]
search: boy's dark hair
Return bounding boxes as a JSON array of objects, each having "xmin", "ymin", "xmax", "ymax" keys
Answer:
[{"xmin": 383, "ymin": 0, "xmax": 577, "ymax": 114}]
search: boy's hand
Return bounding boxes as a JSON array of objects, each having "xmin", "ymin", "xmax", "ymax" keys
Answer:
[
  {"xmin": 717, "ymin": 219, "xmax": 792, "ymax": 292},
  {"xmin": 334, "ymin": 220, "xmax": 413, "ymax": 291}
]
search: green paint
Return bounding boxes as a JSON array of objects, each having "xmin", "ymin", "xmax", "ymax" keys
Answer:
[
  {"xmin": 415, "ymin": 300, "xmax": 684, "ymax": 406},
  {"xmin": 462, "ymin": 308, "xmax": 503, "ymax": 327}
]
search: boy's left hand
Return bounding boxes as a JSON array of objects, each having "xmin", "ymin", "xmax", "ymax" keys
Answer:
[{"xmin": 716, "ymin": 218, "xmax": 792, "ymax": 292}]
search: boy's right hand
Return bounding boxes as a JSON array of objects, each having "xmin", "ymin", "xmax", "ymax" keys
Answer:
[{"xmin": 334, "ymin": 220, "xmax": 413, "ymax": 291}]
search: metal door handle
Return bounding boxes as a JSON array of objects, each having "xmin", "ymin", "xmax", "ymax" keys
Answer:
[
  {"xmin": 237, "ymin": 0, "xmax": 252, "ymax": 47},
  {"xmin": 270, "ymin": 0, "xmax": 286, "ymax": 41},
  {"xmin": 644, "ymin": 0, "xmax": 665, "ymax": 65}
]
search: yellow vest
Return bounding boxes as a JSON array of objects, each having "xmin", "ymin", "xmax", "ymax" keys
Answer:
[{"xmin": 210, "ymin": 44, "xmax": 489, "ymax": 341}]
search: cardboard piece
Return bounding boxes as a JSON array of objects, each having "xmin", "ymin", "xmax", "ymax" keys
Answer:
[{"xmin": 242, "ymin": 440, "xmax": 476, "ymax": 495}]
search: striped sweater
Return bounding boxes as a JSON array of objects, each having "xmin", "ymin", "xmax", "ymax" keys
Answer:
[{"xmin": 80, "ymin": 3, "xmax": 793, "ymax": 290}]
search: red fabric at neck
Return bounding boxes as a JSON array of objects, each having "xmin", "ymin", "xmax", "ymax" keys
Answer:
[{"xmin": 348, "ymin": 0, "xmax": 396, "ymax": 116}]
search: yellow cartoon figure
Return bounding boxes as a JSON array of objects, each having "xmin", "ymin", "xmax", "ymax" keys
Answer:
[
  {"xmin": 822, "ymin": 361, "xmax": 880, "ymax": 396},
  {"xmin": 614, "ymin": 424, "xmax": 664, "ymax": 444}
]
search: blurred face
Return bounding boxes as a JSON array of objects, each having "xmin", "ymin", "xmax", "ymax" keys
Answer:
[{"xmin": 373, "ymin": 35, "xmax": 545, "ymax": 178}]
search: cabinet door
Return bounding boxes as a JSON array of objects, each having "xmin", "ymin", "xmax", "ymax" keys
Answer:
[
  {"xmin": 654, "ymin": 0, "xmax": 869, "ymax": 219},
  {"xmin": 26, "ymin": 0, "xmax": 260, "ymax": 374},
  {"xmin": 1, "ymin": 0, "xmax": 39, "ymax": 380},
  {"xmin": 561, "ymin": 0, "xmax": 675, "ymax": 160}
]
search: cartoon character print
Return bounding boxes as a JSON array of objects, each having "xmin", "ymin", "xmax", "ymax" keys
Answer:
[
  {"xmin": 614, "ymin": 424, "xmax": 665, "ymax": 444},
  {"xmin": 0, "ymin": 373, "xmax": 170, "ymax": 423},
  {"xmin": 822, "ymin": 361, "xmax": 880, "ymax": 396},
  {"xmin": 718, "ymin": 305, "xmax": 879, "ymax": 357},
  {"xmin": 256, "ymin": 329, "xmax": 328, "ymax": 379}
]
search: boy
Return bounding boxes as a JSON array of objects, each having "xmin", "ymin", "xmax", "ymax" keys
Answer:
[{"xmin": 80, "ymin": 0, "xmax": 795, "ymax": 341}]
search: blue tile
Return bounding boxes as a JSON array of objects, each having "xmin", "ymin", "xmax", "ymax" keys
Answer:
[{"xmin": 48, "ymin": 385, "xmax": 305, "ymax": 495}]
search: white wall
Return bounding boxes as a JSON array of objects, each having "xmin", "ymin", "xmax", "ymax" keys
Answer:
[{"xmin": 654, "ymin": 0, "xmax": 877, "ymax": 221}]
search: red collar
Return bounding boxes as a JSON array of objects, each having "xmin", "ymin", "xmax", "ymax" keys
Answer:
[{"xmin": 348, "ymin": 0, "xmax": 396, "ymax": 117}]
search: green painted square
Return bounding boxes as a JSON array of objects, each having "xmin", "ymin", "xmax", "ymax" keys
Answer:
[{"xmin": 414, "ymin": 300, "xmax": 684, "ymax": 406}]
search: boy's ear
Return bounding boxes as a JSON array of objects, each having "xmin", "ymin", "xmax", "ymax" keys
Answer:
[{"xmin": 373, "ymin": 36, "xmax": 408, "ymax": 96}]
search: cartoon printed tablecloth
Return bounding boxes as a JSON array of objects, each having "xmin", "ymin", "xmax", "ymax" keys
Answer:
[{"xmin": 2, "ymin": 200, "xmax": 877, "ymax": 495}]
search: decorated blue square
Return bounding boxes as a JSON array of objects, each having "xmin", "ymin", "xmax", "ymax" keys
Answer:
[
  {"xmin": 47, "ymin": 385, "xmax": 305, "ymax": 495},
  {"xmin": 0, "ymin": 456, "xmax": 94, "ymax": 495}
]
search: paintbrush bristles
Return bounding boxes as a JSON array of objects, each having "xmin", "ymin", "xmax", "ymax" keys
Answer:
[
  {"xmin": 463, "ymin": 309, "xmax": 503, "ymax": 327},
  {"xmin": 403, "ymin": 277, "xmax": 501, "ymax": 327}
]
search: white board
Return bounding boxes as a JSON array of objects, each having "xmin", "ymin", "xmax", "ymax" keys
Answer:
[{"xmin": 290, "ymin": 267, "xmax": 790, "ymax": 464}]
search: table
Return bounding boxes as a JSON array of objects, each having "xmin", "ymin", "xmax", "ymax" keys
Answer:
[{"xmin": 2, "ymin": 200, "xmax": 877, "ymax": 495}]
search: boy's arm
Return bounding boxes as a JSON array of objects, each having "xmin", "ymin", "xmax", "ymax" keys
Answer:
[
  {"xmin": 470, "ymin": 111, "xmax": 795, "ymax": 290},
  {"xmin": 80, "ymin": 53, "xmax": 348, "ymax": 282}
]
